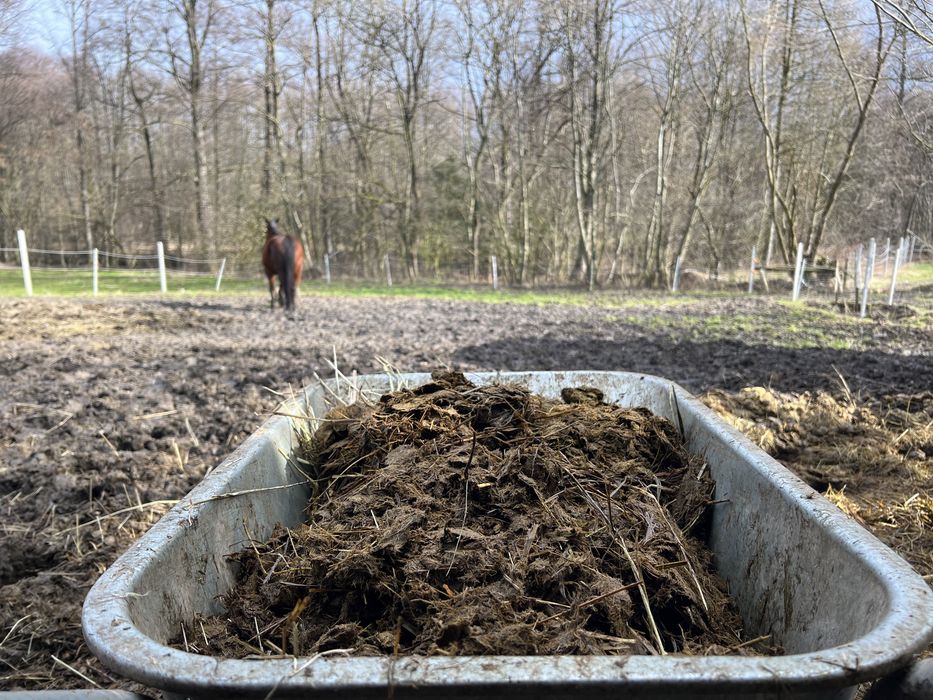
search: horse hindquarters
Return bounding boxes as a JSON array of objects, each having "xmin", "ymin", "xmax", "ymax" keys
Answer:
[
  {"xmin": 294, "ymin": 240, "xmax": 305, "ymax": 294},
  {"xmin": 280, "ymin": 237, "xmax": 297, "ymax": 311},
  {"xmin": 262, "ymin": 243, "xmax": 277, "ymax": 309}
]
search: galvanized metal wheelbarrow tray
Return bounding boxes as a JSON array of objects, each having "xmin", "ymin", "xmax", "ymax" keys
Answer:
[{"xmin": 82, "ymin": 372, "xmax": 933, "ymax": 699}]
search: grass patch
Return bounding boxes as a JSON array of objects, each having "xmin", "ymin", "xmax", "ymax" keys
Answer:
[
  {"xmin": 0, "ymin": 267, "xmax": 727, "ymax": 308},
  {"xmin": 298, "ymin": 280, "xmax": 740, "ymax": 309},
  {"xmin": 640, "ymin": 304, "xmax": 865, "ymax": 350},
  {"xmin": 895, "ymin": 261, "xmax": 933, "ymax": 286},
  {"xmin": 0, "ymin": 268, "xmax": 263, "ymax": 297}
]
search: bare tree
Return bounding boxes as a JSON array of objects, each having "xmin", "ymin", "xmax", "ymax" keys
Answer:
[
  {"xmin": 563, "ymin": 0, "xmax": 618, "ymax": 291},
  {"xmin": 367, "ymin": 0, "xmax": 437, "ymax": 278},
  {"xmin": 62, "ymin": 0, "xmax": 95, "ymax": 251},
  {"xmin": 0, "ymin": 0, "xmax": 26, "ymax": 48},
  {"xmin": 125, "ymin": 16, "xmax": 166, "ymax": 247},
  {"xmin": 326, "ymin": 1, "xmax": 385, "ymax": 272},
  {"xmin": 740, "ymin": 0, "xmax": 799, "ymax": 264},
  {"xmin": 742, "ymin": 0, "xmax": 893, "ymax": 263},
  {"xmin": 805, "ymin": 1, "xmax": 894, "ymax": 258},
  {"xmin": 165, "ymin": 0, "xmax": 218, "ymax": 255},
  {"xmin": 457, "ymin": 0, "xmax": 513, "ymax": 280},
  {"xmin": 642, "ymin": 3, "xmax": 694, "ymax": 287},
  {"xmin": 670, "ymin": 2, "xmax": 739, "ymax": 270},
  {"xmin": 872, "ymin": 0, "xmax": 933, "ymax": 46}
]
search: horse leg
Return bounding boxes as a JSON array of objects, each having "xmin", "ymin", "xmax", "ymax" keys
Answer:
[{"xmin": 267, "ymin": 276, "xmax": 276, "ymax": 310}]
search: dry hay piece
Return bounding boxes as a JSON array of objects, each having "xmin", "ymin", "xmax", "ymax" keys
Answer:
[{"xmin": 191, "ymin": 372, "xmax": 764, "ymax": 659}]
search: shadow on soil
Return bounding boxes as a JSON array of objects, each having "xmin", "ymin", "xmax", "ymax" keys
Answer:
[{"xmin": 454, "ymin": 335, "xmax": 930, "ymax": 396}]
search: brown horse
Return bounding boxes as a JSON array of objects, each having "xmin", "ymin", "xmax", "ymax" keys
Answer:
[{"xmin": 262, "ymin": 218, "xmax": 304, "ymax": 311}]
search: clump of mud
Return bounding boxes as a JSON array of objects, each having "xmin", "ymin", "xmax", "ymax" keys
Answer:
[{"xmin": 191, "ymin": 372, "xmax": 763, "ymax": 658}]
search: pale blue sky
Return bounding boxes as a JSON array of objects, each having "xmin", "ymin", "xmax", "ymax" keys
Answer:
[{"xmin": 20, "ymin": 0, "xmax": 71, "ymax": 54}]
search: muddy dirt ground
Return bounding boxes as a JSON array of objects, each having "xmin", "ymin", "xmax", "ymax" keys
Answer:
[{"xmin": 0, "ymin": 293, "xmax": 931, "ymax": 691}]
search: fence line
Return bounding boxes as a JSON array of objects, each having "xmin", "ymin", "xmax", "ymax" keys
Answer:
[
  {"xmin": 740, "ymin": 233, "xmax": 931, "ymax": 312},
  {"xmin": 7, "ymin": 231, "xmax": 227, "ymax": 296},
  {"xmin": 107, "ymin": 252, "xmax": 162, "ymax": 261},
  {"xmin": 5, "ymin": 230, "xmax": 931, "ymax": 305}
]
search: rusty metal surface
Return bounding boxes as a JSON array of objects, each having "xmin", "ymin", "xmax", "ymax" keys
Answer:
[{"xmin": 81, "ymin": 372, "xmax": 933, "ymax": 699}]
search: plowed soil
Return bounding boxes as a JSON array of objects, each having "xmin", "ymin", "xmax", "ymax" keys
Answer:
[{"xmin": 0, "ymin": 293, "xmax": 930, "ymax": 690}]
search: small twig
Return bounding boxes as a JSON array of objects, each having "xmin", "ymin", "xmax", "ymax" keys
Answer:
[
  {"xmin": 831, "ymin": 364, "xmax": 854, "ymax": 405},
  {"xmin": 276, "ymin": 447, "xmax": 314, "ymax": 483},
  {"xmin": 280, "ymin": 595, "xmax": 310, "ymax": 656},
  {"xmin": 65, "ymin": 500, "xmax": 178, "ymax": 534},
  {"xmin": 656, "ymin": 559, "xmax": 689, "ymax": 570},
  {"xmin": 243, "ymin": 522, "xmax": 268, "ymax": 576},
  {"xmin": 45, "ymin": 411, "xmax": 73, "ymax": 434},
  {"xmin": 73, "ymin": 514, "xmax": 82, "ymax": 557},
  {"xmin": 669, "ymin": 385, "xmax": 686, "ymax": 435},
  {"xmin": 562, "ymin": 465, "xmax": 666, "ymax": 655},
  {"xmin": 0, "ymin": 615, "xmax": 31, "ymax": 650},
  {"xmin": 98, "ymin": 431, "xmax": 119, "ymax": 456},
  {"xmin": 185, "ymin": 481, "xmax": 309, "ymax": 507},
  {"xmin": 445, "ymin": 428, "xmax": 477, "ymax": 577},
  {"xmin": 254, "ymin": 617, "xmax": 264, "ymax": 654},
  {"xmin": 51, "ymin": 655, "xmax": 101, "ymax": 688},
  {"xmin": 262, "ymin": 554, "xmax": 285, "ymax": 585},
  {"xmin": 185, "ymin": 416, "xmax": 200, "ymax": 447},
  {"xmin": 646, "ymin": 491, "xmax": 709, "ymax": 613},
  {"xmin": 132, "ymin": 409, "xmax": 178, "ymax": 421},
  {"xmin": 172, "ymin": 440, "xmax": 186, "ymax": 472},
  {"xmin": 312, "ymin": 371, "xmax": 350, "ymax": 407},
  {"xmin": 616, "ymin": 535, "xmax": 665, "ymax": 655},
  {"xmin": 728, "ymin": 633, "xmax": 771, "ymax": 652},
  {"xmin": 262, "ymin": 648, "xmax": 353, "ymax": 700},
  {"xmin": 535, "ymin": 580, "xmax": 644, "ymax": 626}
]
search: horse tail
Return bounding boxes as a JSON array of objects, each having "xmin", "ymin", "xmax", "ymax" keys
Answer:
[{"xmin": 280, "ymin": 236, "xmax": 296, "ymax": 310}]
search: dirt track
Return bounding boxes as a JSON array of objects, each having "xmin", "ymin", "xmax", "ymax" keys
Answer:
[{"xmin": 0, "ymin": 293, "xmax": 931, "ymax": 690}]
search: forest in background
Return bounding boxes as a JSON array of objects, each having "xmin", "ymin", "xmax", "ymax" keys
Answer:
[{"xmin": 0, "ymin": 0, "xmax": 930, "ymax": 287}]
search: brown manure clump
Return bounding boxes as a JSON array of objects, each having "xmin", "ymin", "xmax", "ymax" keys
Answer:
[{"xmin": 191, "ymin": 371, "xmax": 766, "ymax": 658}]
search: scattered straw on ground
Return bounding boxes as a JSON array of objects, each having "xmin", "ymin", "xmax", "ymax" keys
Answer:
[
  {"xmin": 186, "ymin": 371, "xmax": 769, "ymax": 659},
  {"xmin": 703, "ymin": 386, "xmax": 933, "ymax": 657}
]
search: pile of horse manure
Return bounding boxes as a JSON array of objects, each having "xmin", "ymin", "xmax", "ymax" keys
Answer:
[{"xmin": 190, "ymin": 372, "xmax": 767, "ymax": 658}]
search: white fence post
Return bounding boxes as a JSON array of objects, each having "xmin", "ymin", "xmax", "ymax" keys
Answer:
[
  {"xmin": 324, "ymin": 254, "xmax": 331, "ymax": 284},
  {"xmin": 854, "ymin": 244, "xmax": 863, "ymax": 298},
  {"xmin": 671, "ymin": 255, "xmax": 683, "ymax": 293},
  {"xmin": 888, "ymin": 238, "xmax": 903, "ymax": 306},
  {"xmin": 792, "ymin": 242, "xmax": 804, "ymax": 301},
  {"xmin": 92, "ymin": 248, "xmax": 99, "ymax": 296},
  {"xmin": 908, "ymin": 236, "xmax": 915, "ymax": 263},
  {"xmin": 214, "ymin": 258, "xmax": 226, "ymax": 291},
  {"xmin": 491, "ymin": 255, "xmax": 499, "ymax": 291},
  {"xmin": 747, "ymin": 245, "xmax": 756, "ymax": 294},
  {"xmin": 157, "ymin": 241, "xmax": 167, "ymax": 293},
  {"xmin": 860, "ymin": 237, "xmax": 876, "ymax": 318},
  {"xmin": 17, "ymin": 229, "xmax": 32, "ymax": 297},
  {"xmin": 884, "ymin": 237, "xmax": 891, "ymax": 275},
  {"xmin": 384, "ymin": 253, "xmax": 392, "ymax": 287}
]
